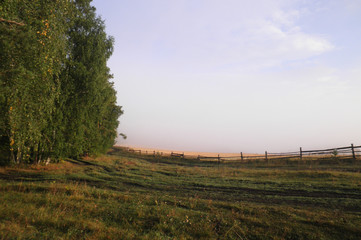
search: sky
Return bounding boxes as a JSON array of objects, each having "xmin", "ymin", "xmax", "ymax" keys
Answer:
[{"xmin": 92, "ymin": 0, "xmax": 361, "ymax": 153}]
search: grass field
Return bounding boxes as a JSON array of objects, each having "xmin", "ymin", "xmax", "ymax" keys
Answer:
[{"xmin": 0, "ymin": 147, "xmax": 361, "ymax": 239}]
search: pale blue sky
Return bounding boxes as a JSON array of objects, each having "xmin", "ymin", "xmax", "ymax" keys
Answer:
[{"xmin": 92, "ymin": 0, "xmax": 361, "ymax": 153}]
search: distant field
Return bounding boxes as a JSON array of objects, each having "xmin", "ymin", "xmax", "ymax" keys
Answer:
[
  {"xmin": 0, "ymin": 147, "xmax": 361, "ymax": 239},
  {"xmin": 119, "ymin": 145, "xmax": 261, "ymax": 157}
]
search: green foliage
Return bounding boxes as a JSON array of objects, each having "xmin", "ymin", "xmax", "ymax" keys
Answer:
[{"xmin": 0, "ymin": 0, "xmax": 122, "ymax": 164}]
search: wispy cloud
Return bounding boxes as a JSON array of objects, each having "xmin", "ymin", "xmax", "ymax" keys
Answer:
[
  {"xmin": 93, "ymin": 0, "xmax": 361, "ymax": 152},
  {"xmin": 126, "ymin": 0, "xmax": 335, "ymax": 73}
]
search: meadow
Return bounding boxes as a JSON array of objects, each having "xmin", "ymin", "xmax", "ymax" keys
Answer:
[{"xmin": 0, "ymin": 147, "xmax": 361, "ymax": 239}]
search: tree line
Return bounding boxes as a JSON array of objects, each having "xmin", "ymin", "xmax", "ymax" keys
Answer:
[{"xmin": 0, "ymin": 0, "xmax": 123, "ymax": 164}]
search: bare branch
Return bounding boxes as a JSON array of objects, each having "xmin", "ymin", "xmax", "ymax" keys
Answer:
[{"xmin": 0, "ymin": 17, "xmax": 25, "ymax": 26}]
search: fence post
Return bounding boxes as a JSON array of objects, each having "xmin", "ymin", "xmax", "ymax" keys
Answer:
[
  {"xmin": 265, "ymin": 151, "xmax": 268, "ymax": 163},
  {"xmin": 241, "ymin": 152, "xmax": 243, "ymax": 161},
  {"xmin": 300, "ymin": 147, "xmax": 303, "ymax": 161},
  {"xmin": 153, "ymin": 151, "xmax": 155, "ymax": 157},
  {"xmin": 182, "ymin": 152, "xmax": 185, "ymax": 159},
  {"xmin": 351, "ymin": 144, "xmax": 356, "ymax": 160},
  {"xmin": 218, "ymin": 154, "xmax": 220, "ymax": 164}
]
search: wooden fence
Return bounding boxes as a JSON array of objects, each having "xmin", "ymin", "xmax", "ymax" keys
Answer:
[
  {"xmin": 123, "ymin": 144, "xmax": 361, "ymax": 162},
  {"xmin": 170, "ymin": 152, "xmax": 185, "ymax": 159}
]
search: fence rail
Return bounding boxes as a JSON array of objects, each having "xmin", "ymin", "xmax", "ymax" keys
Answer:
[
  {"xmin": 170, "ymin": 152, "xmax": 185, "ymax": 159},
  {"xmin": 122, "ymin": 144, "xmax": 361, "ymax": 163}
]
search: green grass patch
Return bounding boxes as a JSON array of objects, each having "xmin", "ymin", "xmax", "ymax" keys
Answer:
[{"xmin": 0, "ymin": 149, "xmax": 361, "ymax": 239}]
